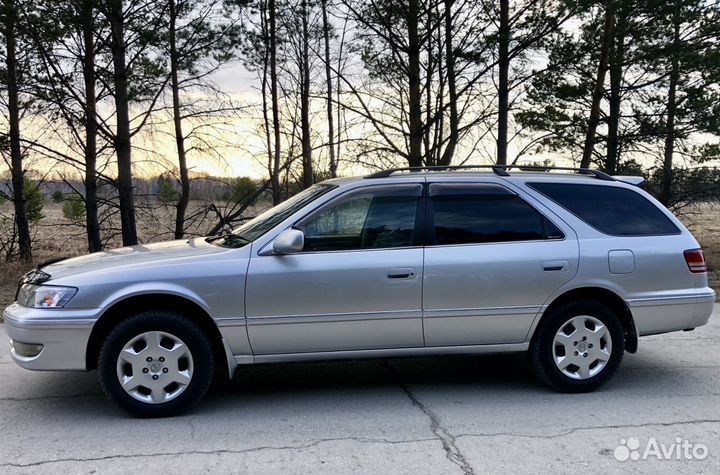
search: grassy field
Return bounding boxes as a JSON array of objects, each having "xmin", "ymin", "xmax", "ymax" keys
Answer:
[
  {"xmin": 1, "ymin": 202, "xmax": 719, "ymax": 313},
  {"xmin": 685, "ymin": 205, "xmax": 720, "ymax": 297}
]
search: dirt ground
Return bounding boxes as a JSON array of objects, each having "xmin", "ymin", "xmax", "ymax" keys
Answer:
[{"xmin": 1, "ymin": 202, "xmax": 719, "ymax": 312}]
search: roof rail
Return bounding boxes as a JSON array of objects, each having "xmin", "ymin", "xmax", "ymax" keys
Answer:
[
  {"xmin": 364, "ymin": 165, "xmax": 509, "ymax": 178},
  {"xmin": 364, "ymin": 164, "xmax": 615, "ymax": 181}
]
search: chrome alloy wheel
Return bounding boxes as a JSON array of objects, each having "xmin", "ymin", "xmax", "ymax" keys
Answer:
[
  {"xmin": 552, "ymin": 315, "xmax": 612, "ymax": 380},
  {"xmin": 116, "ymin": 331, "xmax": 194, "ymax": 404}
]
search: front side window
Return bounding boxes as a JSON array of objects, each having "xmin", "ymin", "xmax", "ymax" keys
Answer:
[
  {"xmin": 527, "ymin": 182, "xmax": 680, "ymax": 236},
  {"xmin": 429, "ymin": 184, "xmax": 563, "ymax": 245},
  {"xmin": 228, "ymin": 184, "xmax": 335, "ymax": 243},
  {"xmin": 298, "ymin": 185, "xmax": 422, "ymax": 251}
]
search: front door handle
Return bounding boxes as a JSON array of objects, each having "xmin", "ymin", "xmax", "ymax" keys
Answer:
[
  {"xmin": 387, "ymin": 268, "xmax": 416, "ymax": 279},
  {"xmin": 542, "ymin": 260, "xmax": 567, "ymax": 272}
]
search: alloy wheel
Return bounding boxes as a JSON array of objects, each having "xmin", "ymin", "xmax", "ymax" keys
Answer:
[
  {"xmin": 116, "ymin": 331, "xmax": 194, "ymax": 404},
  {"xmin": 552, "ymin": 315, "xmax": 612, "ymax": 380}
]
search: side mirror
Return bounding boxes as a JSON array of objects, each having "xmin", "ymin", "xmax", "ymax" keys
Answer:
[{"xmin": 270, "ymin": 228, "xmax": 304, "ymax": 254}]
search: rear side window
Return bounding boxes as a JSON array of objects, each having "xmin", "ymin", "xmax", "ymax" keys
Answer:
[
  {"xmin": 430, "ymin": 185, "xmax": 564, "ymax": 245},
  {"xmin": 527, "ymin": 183, "xmax": 680, "ymax": 236}
]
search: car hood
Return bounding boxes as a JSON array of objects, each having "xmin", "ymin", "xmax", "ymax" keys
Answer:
[{"xmin": 41, "ymin": 238, "xmax": 231, "ymax": 280}]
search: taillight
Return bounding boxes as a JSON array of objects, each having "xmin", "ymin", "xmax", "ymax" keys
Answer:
[{"xmin": 684, "ymin": 249, "xmax": 707, "ymax": 273}]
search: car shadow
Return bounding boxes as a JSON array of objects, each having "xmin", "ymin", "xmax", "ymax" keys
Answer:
[
  {"xmin": 217, "ymin": 352, "xmax": 531, "ymax": 395},
  {"xmin": 5, "ymin": 351, "xmax": 705, "ymax": 419}
]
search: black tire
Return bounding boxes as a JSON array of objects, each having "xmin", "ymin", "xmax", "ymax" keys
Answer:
[
  {"xmin": 98, "ymin": 310, "xmax": 214, "ymax": 417},
  {"xmin": 530, "ymin": 300, "xmax": 624, "ymax": 392}
]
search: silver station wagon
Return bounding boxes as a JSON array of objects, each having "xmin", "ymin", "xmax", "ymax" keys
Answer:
[{"xmin": 4, "ymin": 165, "xmax": 716, "ymax": 417}]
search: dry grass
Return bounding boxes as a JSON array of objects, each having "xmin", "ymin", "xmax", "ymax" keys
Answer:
[
  {"xmin": 683, "ymin": 204, "xmax": 720, "ymax": 297},
  {"xmin": 0, "ymin": 201, "xmax": 213, "ymax": 310},
  {"xmin": 1, "ymin": 205, "xmax": 86, "ymax": 310},
  {"xmin": 1, "ymin": 201, "xmax": 719, "ymax": 315}
]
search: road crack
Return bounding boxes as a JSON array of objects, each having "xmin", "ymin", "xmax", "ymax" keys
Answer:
[
  {"xmin": 0, "ymin": 436, "xmax": 436, "ymax": 469},
  {"xmin": 381, "ymin": 361, "xmax": 474, "ymax": 475},
  {"xmin": 456, "ymin": 418, "xmax": 720, "ymax": 440}
]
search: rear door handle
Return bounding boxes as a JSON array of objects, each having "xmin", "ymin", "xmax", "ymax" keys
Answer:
[
  {"xmin": 542, "ymin": 260, "xmax": 567, "ymax": 272},
  {"xmin": 387, "ymin": 268, "xmax": 416, "ymax": 279}
]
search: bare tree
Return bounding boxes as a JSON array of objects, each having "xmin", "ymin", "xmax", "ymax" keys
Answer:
[
  {"xmin": 299, "ymin": 0, "xmax": 313, "ymax": 186},
  {"xmin": 339, "ymin": 0, "xmax": 497, "ymax": 167},
  {"xmin": 320, "ymin": 0, "xmax": 337, "ymax": 177},
  {"xmin": 496, "ymin": 0, "xmax": 509, "ymax": 165},
  {"xmin": 168, "ymin": 0, "xmax": 188, "ymax": 238},
  {"xmin": 269, "ymin": 0, "xmax": 282, "ymax": 203},
  {"xmin": 160, "ymin": 0, "xmax": 239, "ymax": 237}
]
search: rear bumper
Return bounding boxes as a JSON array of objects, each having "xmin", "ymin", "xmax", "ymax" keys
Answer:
[
  {"xmin": 3, "ymin": 303, "xmax": 100, "ymax": 371},
  {"xmin": 629, "ymin": 288, "xmax": 716, "ymax": 336},
  {"xmin": 688, "ymin": 290, "xmax": 717, "ymax": 329}
]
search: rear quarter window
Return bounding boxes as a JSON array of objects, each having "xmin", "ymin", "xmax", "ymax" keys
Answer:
[{"xmin": 527, "ymin": 182, "xmax": 680, "ymax": 236}]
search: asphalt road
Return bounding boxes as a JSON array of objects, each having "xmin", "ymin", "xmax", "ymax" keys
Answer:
[{"xmin": 1, "ymin": 306, "xmax": 719, "ymax": 475}]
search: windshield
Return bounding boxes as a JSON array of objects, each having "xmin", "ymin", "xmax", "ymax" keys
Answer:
[{"xmin": 223, "ymin": 184, "xmax": 335, "ymax": 244}]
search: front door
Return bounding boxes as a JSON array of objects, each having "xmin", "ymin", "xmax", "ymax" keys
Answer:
[{"xmin": 245, "ymin": 183, "xmax": 425, "ymax": 355}]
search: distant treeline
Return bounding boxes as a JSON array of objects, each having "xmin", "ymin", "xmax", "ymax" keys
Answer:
[{"xmin": 0, "ymin": 175, "xmax": 261, "ymax": 204}]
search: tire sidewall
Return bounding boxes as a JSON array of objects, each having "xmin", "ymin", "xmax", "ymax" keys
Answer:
[
  {"xmin": 534, "ymin": 300, "xmax": 625, "ymax": 392},
  {"xmin": 98, "ymin": 311, "xmax": 214, "ymax": 417}
]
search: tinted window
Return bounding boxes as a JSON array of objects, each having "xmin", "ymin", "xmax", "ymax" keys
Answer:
[
  {"xmin": 528, "ymin": 183, "xmax": 680, "ymax": 236},
  {"xmin": 299, "ymin": 187, "xmax": 421, "ymax": 251},
  {"xmin": 431, "ymin": 193, "xmax": 562, "ymax": 245}
]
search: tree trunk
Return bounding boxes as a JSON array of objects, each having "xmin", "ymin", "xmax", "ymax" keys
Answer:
[
  {"xmin": 108, "ymin": 0, "xmax": 137, "ymax": 245},
  {"xmin": 320, "ymin": 0, "xmax": 336, "ymax": 177},
  {"xmin": 335, "ymin": 23, "xmax": 344, "ymax": 168},
  {"xmin": 81, "ymin": 0, "xmax": 102, "ymax": 252},
  {"xmin": 439, "ymin": 0, "xmax": 457, "ymax": 166},
  {"xmin": 605, "ymin": 31, "xmax": 624, "ymax": 176},
  {"xmin": 580, "ymin": 0, "xmax": 614, "ymax": 169},
  {"xmin": 407, "ymin": 0, "xmax": 423, "ymax": 167},
  {"xmin": 169, "ymin": 0, "xmax": 189, "ymax": 239},
  {"xmin": 260, "ymin": 3, "xmax": 274, "ymax": 189},
  {"xmin": 660, "ymin": 7, "xmax": 680, "ymax": 206},
  {"xmin": 269, "ymin": 0, "xmax": 282, "ymax": 204},
  {"xmin": 496, "ymin": 0, "xmax": 510, "ymax": 165},
  {"xmin": 423, "ymin": 9, "xmax": 431, "ymax": 164},
  {"xmin": 3, "ymin": 0, "xmax": 31, "ymax": 261},
  {"xmin": 300, "ymin": 0, "xmax": 313, "ymax": 188}
]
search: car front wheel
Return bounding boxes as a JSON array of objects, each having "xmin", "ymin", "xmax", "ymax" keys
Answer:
[
  {"xmin": 530, "ymin": 300, "xmax": 624, "ymax": 392},
  {"xmin": 98, "ymin": 311, "xmax": 214, "ymax": 417}
]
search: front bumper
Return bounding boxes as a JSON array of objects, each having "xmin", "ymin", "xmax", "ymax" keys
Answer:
[{"xmin": 3, "ymin": 303, "xmax": 100, "ymax": 371}]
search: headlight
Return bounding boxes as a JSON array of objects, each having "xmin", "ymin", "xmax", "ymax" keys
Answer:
[{"xmin": 17, "ymin": 284, "xmax": 78, "ymax": 308}]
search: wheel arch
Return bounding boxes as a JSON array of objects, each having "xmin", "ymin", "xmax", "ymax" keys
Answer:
[
  {"xmin": 86, "ymin": 293, "xmax": 230, "ymax": 372},
  {"xmin": 530, "ymin": 287, "xmax": 638, "ymax": 353}
]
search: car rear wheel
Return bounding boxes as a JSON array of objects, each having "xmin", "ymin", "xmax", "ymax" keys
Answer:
[
  {"xmin": 98, "ymin": 311, "xmax": 214, "ymax": 417},
  {"xmin": 530, "ymin": 300, "xmax": 624, "ymax": 392}
]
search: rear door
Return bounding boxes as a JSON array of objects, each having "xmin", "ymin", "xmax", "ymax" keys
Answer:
[{"xmin": 422, "ymin": 181, "xmax": 579, "ymax": 346}]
